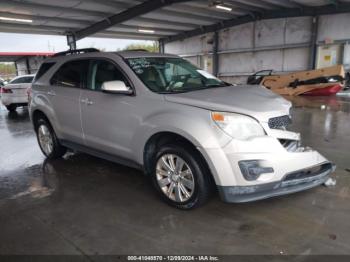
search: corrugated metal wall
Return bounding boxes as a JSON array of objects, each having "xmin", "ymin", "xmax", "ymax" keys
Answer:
[{"xmin": 165, "ymin": 13, "xmax": 350, "ymax": 84}]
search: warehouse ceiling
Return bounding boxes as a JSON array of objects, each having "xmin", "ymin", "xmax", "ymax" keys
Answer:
[{"xmin": 0, "ymin": 0, "xmax": 350, "ymax": 43}]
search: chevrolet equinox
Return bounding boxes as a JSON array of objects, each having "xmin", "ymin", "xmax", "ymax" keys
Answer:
[{"xmin": 30, "ymin": 49, "xmax": 335, "ymax": 209}]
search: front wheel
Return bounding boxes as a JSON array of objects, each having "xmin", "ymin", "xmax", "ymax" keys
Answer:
[
  {"xmin": 35, "ymin": 118, "xmax": 66, "ymax": 159},
  {"xmin": 151, "ymin": 144, "xmax": 212, "ymax": 209}
]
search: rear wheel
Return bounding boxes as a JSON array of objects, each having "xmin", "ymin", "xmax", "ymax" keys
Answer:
[
  {"xmin": 35, "ymin": 118, "xmax": 66, "ymax": 159},
  {"xmin": 6, "ymin": 105, "xmax": 17, "ymax": 112},
  {"xmin": 151, "ymin": 144, "xmax": 212, "ymax": 209}
]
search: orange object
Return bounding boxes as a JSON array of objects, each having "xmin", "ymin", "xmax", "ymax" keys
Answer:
[{"xmin": 260, "ymin": 65, "xmax": 345, "ymax": 96}]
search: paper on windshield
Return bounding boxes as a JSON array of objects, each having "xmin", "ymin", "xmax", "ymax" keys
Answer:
[{"xmin": 197, "ymin": 70, "xmax": 220, "ymax": 80}]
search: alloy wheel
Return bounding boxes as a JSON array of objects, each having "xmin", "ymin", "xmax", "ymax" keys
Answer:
[
  {"xmin": 156, "ymin": 154, "xmax": 195, "ymax": 202},
  {"xmin": 38, "ymin": 125, "xmax": 54, "ymax": 156}
]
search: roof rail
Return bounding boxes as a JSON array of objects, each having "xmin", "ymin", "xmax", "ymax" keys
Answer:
[{"xmin": 52, "ymin": 48, "xmax": 100, "ymax": 57}]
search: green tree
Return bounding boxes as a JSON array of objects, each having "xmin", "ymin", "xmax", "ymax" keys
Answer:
[
  {"xmin": 121, "ymin": 42, "xmax": 159, "ymax": 52},
  {"xmin": 0, "ymin": 63, "xmax": 16, "ymax": 80}
]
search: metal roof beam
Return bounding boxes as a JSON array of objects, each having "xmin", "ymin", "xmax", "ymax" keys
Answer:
[
  {"xmin": 225, "ymin": 1, "xmax": 266, "ymax": 13},
  {"xmin": 88, "ymin": 0, "xmax": 233, "ymax": 22},
  {"xmin": 184, "ymin": 1, "xmax": 246, "ymax": 16},
  {"xmin": 0, "ymin": 22, "xmax": 163, "ymax": 40},
  {"xmin": 231, "ymin": 0, "xmax": 281, "ymax": 10},
  {"xmin": 0, "ymin": 0, "xmax": 198, "ymax": 31},
  {"xmin": 0, "ymin": 11, "xmax": 182, "ymax": 35},
  {"xmin": 162, "ymin": 2, "xmax": 350, "ymax": 43},
  {"xmin": 75, "ymin": 0, "xmax": 192, "ymax": 40},
  {"xmin": 261, "ymin": 0, "xmax": 304, "ymax": 9},
  {"xmin": 165, "ymin": 3, "xmax": 237, "ymax": 20}
]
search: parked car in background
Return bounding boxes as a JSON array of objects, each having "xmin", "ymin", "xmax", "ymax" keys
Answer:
[
  {"xmin": 0, "ymin": 77, "xmax": 6, "ymax": 87},
  {"xmin": 30, "ymin": 49, "xmax": 335, "ymax": 209},
  {"xmin": 1, "ymin": 74, "xmax": 34, "ymax": 112}
]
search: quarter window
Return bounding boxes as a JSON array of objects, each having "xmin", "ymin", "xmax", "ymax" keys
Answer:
[
  {"xmin": 50, "ymin": 60, "xmax": 88, "ymax": 88},
  {"xmin": 34, "ymin": 62, "xmax": 55, "ymax": 82},
  {"xmin": 88, "ymin": 60, "xmax": 129, "ymax": 91}
]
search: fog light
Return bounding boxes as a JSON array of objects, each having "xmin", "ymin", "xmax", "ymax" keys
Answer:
[{"xmin": 238, "ymin": 160, "xmax": 274, "ymax": 181}]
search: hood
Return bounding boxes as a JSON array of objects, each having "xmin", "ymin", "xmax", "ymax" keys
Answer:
[{"xmin": 164, "ymin": 85, "xmax": 291, "ymax": 122}]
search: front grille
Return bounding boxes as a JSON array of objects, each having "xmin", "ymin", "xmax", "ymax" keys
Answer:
[
  {"xmin": 268, "ymin": 115, "xmax": 291, "ymax": 130},
  {"xmin": 283, "ymin": 163, "xmax": 333, "ymax": 181}
]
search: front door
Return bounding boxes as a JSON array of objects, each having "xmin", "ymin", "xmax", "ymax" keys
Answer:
[{"xmin": 80, "ymin": 59, "xmax": 137, "ymax": 160}]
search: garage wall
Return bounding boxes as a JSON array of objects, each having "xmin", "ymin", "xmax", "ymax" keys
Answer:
[
  {"xmin": 164, "ymin": 13, "xmax": 349, "ymax": 84},
  {"xmin": 318, "ymin": 13, "xmax": 350, "ymax": 42},
  {"xmin": 15, "ymin": 56, "xmax": 47, "ymax": 76}
]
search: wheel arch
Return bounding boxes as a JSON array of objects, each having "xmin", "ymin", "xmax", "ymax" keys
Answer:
[
  {"xmin": 142, "ymin": 131, "xmax": 217, "ymax": 186},
  {"xmin": 32, "ymin": 109, "xmax": 50, "ymax": 130}
]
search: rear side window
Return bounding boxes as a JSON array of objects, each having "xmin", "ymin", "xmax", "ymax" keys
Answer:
[
  {"xmin": 10, "ymin": 76, "xmax": 34, "ymax": 84},
  {"xmin": 50, "ymin": 60, "xmax": 88, "ymax": 88},
  {"xmin": 34, "ymin": 62, "xmax": 55, "ymax": 82}
]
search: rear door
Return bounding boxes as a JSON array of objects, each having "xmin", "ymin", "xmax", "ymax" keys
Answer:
[
  {"xmin": 48, "ymin": 60, "xmax": 88, "ymax": 144},
  {"xmin": 80, "ymin": 58, "xmax": 137, "ymax": 159}
]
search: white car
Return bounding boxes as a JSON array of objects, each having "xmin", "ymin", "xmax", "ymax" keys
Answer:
[{"xmin": 1, "ymin": 74, "xmax": 35, "ymax": 112}]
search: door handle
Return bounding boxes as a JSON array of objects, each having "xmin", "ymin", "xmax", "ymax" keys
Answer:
[{"xmin": 47, "ymin": 90, "xmax": 56, "ymax": 96}]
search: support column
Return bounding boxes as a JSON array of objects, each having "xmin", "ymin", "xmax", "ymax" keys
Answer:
[
  {"xmin": 212, "ymin": 31, "xmax": 219, "ymax": 77},
  {"xmin": 14, "ymin": 62, "xmax": 18, "ymax": 76},
  {"xmin": 159, "ymin": 39, "xmax": 165, "ymax": 53},
  {"xmin": 25, "ymin": 57, "xmax": 31, "ymax": 74},
  {"xmin": 67, "ymin": 34, "xmax": 77, "ymax": 50},
  {"xmin": 309, "ymin": 16, "xmax": 319, "ymax": 69}
]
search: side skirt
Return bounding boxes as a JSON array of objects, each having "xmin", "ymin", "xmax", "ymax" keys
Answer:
[{"xmin": 60, "ymin": 140, "xmax": 143, "ymax": 171}]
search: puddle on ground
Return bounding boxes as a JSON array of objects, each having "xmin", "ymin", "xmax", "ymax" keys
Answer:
[{"xmin": 0, "ymin": 160, "xmax": 60, "ymax": 200}]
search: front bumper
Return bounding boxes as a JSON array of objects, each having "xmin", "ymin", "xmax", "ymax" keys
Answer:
[
  {"xmin": 218, "ymin": 162, "xmax": 335, "ymax": 203},
  {"xmin": 198, "ymin": 132, "xmax": 336, "ymax": 203}
]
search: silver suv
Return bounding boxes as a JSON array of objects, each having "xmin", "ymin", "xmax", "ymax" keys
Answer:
[{"xmin": 30, "ymin": 48, "xmax": 334, "ymax": 209}]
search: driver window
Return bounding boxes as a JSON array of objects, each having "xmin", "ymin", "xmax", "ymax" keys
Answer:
[{"xmin": 88, "ymin": 60, "xmax": 129, "ymax": 91}]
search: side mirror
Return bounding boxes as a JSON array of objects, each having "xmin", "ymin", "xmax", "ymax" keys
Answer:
[{"xmin": 101, "ymin": 80, "xmax": 133, "ymax": 95}]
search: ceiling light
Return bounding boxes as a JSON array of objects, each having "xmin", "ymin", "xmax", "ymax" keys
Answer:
[
  {"xmin": 0, "ymin": 16, "xmax": 33, "ymax": 23},
  {"xmin": 215, "ymin": 4, "xmax": 232, "ymax": 11},
  {"xmin": 138, "ymin": 29, "xmax": 155, "ymax": 34}
]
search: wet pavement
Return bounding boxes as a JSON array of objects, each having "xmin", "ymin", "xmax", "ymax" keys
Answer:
[{"xmin": 0, "ymin": 95, "xmax": 349, "ymax": 256}]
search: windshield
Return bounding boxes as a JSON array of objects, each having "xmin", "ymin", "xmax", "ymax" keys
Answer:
[{"xmin": 126, "ymin": 57, "xmax": 227, "ymax": 93}]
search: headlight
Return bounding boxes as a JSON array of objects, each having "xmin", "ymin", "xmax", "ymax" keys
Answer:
[{"xmin": 211, "ymin": 112, "xmax": 265, "ymax": 140}]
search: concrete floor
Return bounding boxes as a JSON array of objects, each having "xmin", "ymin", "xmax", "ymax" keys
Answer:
[{"xmin": 0, "ymin": 95, "xmax": 349, "ymax": 256}]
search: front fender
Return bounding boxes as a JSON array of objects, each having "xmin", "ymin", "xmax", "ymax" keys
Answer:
[{"xmin": 131, "ymin": 107, "xmax": 232, "ymax": 166}]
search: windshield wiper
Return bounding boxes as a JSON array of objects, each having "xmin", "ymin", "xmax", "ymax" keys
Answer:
[
  {"xmin": 158, "ymin": 89, "xmax": 189, "ymax": 94},
  {"xmin": 159, "ymin": 83, "xmax": 230, "ymax": 94},
  {"xmin": 200, "ymin": 83, "xmax": 228, "ymax": 89}
]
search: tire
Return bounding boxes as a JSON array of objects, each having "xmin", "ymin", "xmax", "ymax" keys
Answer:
[
  {"xmin": 151, "ymin": 144, "xmax": 212, "ymax": 210},
  {"xmin": 6, "ymin": 104, "xmax": 17, "ymax": 112},
  {"xmin": 35, "ymin": 118, "xmax": 66, "ymax": 159}
]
